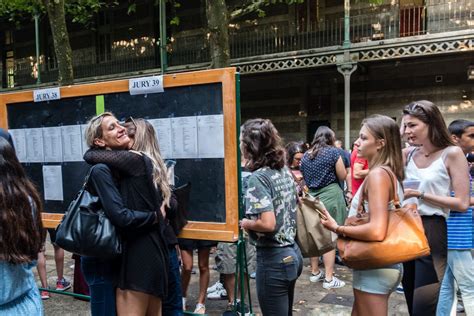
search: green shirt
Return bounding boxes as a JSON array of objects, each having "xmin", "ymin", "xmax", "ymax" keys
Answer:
[{"xmin": 244, "ymin": 166, "xmax": 297, "ymax": 248}]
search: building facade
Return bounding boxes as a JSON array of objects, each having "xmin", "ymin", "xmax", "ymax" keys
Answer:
[{"xmin": 1, "ymin": 0, "xmax": 473, "ymax": 144}]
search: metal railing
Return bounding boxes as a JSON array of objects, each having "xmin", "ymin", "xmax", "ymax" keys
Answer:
[{"xmin": 2, "ymin": 0, "xmax": 472, "ymax": 88}]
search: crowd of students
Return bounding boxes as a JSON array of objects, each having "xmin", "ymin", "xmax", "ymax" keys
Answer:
[{"xmin": 1, "ymin": 99, "xmax": 473, "ymax": 316}]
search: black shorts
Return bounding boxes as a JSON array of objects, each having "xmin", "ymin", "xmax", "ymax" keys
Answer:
[
  {"xmin": 178, "ymin": 238, "xmax": 217, "ymax": 251},
  {"xmin": 47, "ymin": 228, "xmax": 57, "ymax": 243}
]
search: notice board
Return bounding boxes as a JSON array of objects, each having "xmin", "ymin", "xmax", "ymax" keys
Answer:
[{"xmin": 0, "ymin": 68, "xmax": 240, "ymax": 242}]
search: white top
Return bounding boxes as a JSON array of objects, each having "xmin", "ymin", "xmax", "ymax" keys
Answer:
[
  {"xmin": 349, "ymin": 177, "xmax": 404, "ymax": 217},
  {"xmin": 404, "ymin": 147, "xmax": 451, "ymax": 218}
]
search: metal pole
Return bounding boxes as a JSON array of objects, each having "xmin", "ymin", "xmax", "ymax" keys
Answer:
[
  {"xmin": 159, "ymin": 0, "xmax": 167, "ymax": 74},
  {"xmin": 337, "ymin": 64, "xmax": 357, "ymax": 150},
  {"xmin": 34, "ymin": 10, "xmax": 41, "ymax": 84},
  {"xmin": 343, "ymin": 0, "xmax": 351, "ymax": 48}
]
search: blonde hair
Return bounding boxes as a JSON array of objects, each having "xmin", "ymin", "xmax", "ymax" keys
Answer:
[
  {"xmin": 132, "ymin": 119, "xmax": 171, "ymax": 207},
  {"xmin": 362, "ymin": 115, "xmax": 405, "ymax": 182},
  {"xmin": 85, "ymin": 112, "xmax": 114, "ymax": 148}
]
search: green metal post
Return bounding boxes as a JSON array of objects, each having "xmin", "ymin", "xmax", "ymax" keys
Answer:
[
  {"xmin": 343, "ymin": 0, "xmax": 351, "ymax": 49},
  {"xmin": 34, "ymin": 9, "xmax": 41, "ymax": 84},
  {"xmin": 159, "ymin": 0, "xmax": 167, "ymax": 74}
]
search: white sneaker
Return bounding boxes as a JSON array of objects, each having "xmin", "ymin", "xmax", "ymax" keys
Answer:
[
  {"xmin": 323, "ymin": 276, "xmax": 346, "ymax": 289},
  {"xmin": 207, "ymin": 281, "xmax": 223, "ymax": 294},
  {"xmin": 194, "ymin": 303, "xmax": 206, "ymax": 314},
  {"xmin": 207, "ymin": 286, "xmax": 228, "ymax": 300},
  {"xmin": 309, "ymin": 270, "xmax": 324, "ymax": 283}
]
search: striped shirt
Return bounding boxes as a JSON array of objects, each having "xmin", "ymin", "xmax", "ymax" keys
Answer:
[{"xmin": 447, "ymin": 176, "xmax": 474, "ymax": 249}]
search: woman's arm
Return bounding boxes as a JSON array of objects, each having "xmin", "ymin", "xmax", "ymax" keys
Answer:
[
  {"xmin": 83, "ymin": 149, "xmax": 145, "ymax": 176},
  {"xmin": 405, "ymin": 146, "xmax": 470, "ymax": 212},
  {"xmin": 88, "ymin": 164, "xmax": 157, "ymax": 229},
  {"xmin": 322, "ymin": 168, "xmax": 392, "ymax": 242},
  {"xmin": 241, "ymin": 212, "xmax": 276, "ymax": 233},
  {"xmin": 335, "ymin": 156, "xmax": 347, "ymax": 181},
  {"xmin": 240, "ymin": 174, "xmax": 277, "ymax": 233}
]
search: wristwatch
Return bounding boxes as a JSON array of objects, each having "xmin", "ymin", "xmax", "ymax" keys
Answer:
[{"xmin": 418, "ymin": 191, "xmax": 425, "ymax": 200}]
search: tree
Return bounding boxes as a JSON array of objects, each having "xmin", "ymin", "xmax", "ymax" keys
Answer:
[
  {"xmin": 0, "ymin": 0, "xmax": 110, "ymax": 85},
  {"xmin": 204, "ymin": 0, "xmax": 304, "ymax": 69},
  {"xmin": 43, "ymin": 0, "xmax": 74, "ymax": 85}
]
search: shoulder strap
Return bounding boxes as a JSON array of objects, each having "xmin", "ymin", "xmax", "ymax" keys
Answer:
[
  {"xmin": 378, "ymin": 166, "xmax": 400, "ymax": 207},
  {"xmin": 405, "ymin": 147, "xmax": 417, "ymax": 167}
]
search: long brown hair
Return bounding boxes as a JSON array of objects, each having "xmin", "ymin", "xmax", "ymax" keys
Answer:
[
  {"xmin": 308, "ymin": 126, "xmax": 336, "ymax": 159},
  {"xmin": 0, "ymin": 138, "xmax": 44, "ymax": 263},
  {"xmin": 403, "ymin": 100, "xmax": 455, "ymax": 149},
  {"xmin": 131, "ymin": 119, "xmax": 172, "ymax": 207},
  {"xmin": 240, "ymin": 118, "xmax": 286, "ymax": 171},
  {"xmin": 363, "ymin": 115, "xmax": 405, "ymax": 182}
]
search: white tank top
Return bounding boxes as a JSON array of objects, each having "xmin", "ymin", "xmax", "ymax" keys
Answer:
[{"xmin": 404, "ymin": 147, "xmax": 451, "ymax": 218}]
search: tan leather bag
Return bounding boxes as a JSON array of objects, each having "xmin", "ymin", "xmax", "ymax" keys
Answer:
[
  {"xmin": 337, "ymin": 167, "xmax": 431, "ymax": 269},
  {"xmin": 296, "ymin": 193, "xmax": 335, "ymax": 258}
]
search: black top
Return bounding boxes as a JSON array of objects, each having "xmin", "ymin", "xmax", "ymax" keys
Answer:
[
  {"xmin": 88, "ymin": 163, "xmax": 157, "ymax": 230},
  {"xmin": 84, "ymin": 149, "xmax": 169, "ymax": 298}
]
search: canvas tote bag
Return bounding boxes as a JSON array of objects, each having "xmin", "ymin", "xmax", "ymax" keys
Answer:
[{"xmin": 296, "ymin": 192, "xmax": 336, "ymax": 257}]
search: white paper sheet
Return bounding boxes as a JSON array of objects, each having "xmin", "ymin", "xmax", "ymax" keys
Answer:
[
  {"xmin": 149, "ymin": 118, "xmax": 173, "ymax": 159},
  {"xmin": 80, "ymin": 124, "xmax": 89, "ymax": 155},
  {"xmin": 197, "ymin": 115, "xmax": 225, "ymax": 158},
  {"xmin": 25, "ymin": 128, "xmax": 44, "ymax": 163},
  {"xmin": 62, "ymin": 125, "xmax": 84, "ymax": 162},
  {"xmin": 43, "ymin": 165, "xmax": 63, "ymax": 201},
  {"xmin": 8, "ymin": 129, "xmax": 28, "ymax": 162},
  {"xmin": 171, "ymin": 116, "xmax": 198, "ymax": 159},
  {"xmin": 43, "ymin": 127, "xmax": 63, "ymax": 162}
]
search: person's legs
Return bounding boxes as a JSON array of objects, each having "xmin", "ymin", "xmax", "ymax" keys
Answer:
[
  {"xmin": 37, "ymin": 250, "xmax": 48, "ymax": 289},
  {"xmin": 449, "ymin": 250, "xmax": 474, "ymax": 315},
  {"xmin": 437, "ymin": 256, "xmax": 456, "ymax": 315},
  {"xmin": 37, "ymin": 249, "xmax": 50, "ymax": 300},
  {"xmin": 402, "ymin": 260, "xmax": 415, "ymax": 314},
  {"xmin": 146, "ymin": 296, "xmax": 162, "ymax": 316},
  {"xmin": 81, "ymin": 257, "xmax": 116, "ymax": 316},
  {"xmin": 322, "ymin": 249, "xmax": 336, "ymax": 281},
  {"xmin": 196, "ymin": 247, "xmax": 211, "ymax": 305},
  {"xmin": 53, "ymin": 245, "xmax": 65, "ymax": 280},
  {"xmin": 352, "ymin": 289, "xmax": 389, "ymax": 316},
  {"xmin": 223, "ymin": 274, "xmax": 235, "ymax": 304},
  {"xmin": 116, "ymin": 288, "xmax": 150, "ymax": 316},
  {"xmin": 162, "ymin": 247, "xmax": 183, "ymax": 315},
  {"xmin": 256, "ymin": 246, "xmax": 301, "ymax": 316},
  {"xmin": 180, "ymin": 249, "xmax": 193, "ymax": 309},
  {"xmin": 411, "ymin": 216, "xmax": 447, "ymax": 316}
]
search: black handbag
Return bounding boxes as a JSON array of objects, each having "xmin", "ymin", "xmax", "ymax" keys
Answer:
[{"xmin": 55, "ymin": 166, "xmax": 122, "ymax": 258}]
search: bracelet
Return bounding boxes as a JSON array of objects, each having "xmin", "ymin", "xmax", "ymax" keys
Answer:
[
  {"xmin": 418, "ymin": 191, "xmax": 425, "ymax": 200},
  {"xmin": 334, "ymin": 225, "xmax": 340, "ymax": 233}
]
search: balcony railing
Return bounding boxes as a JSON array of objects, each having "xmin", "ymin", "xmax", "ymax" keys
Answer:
[{"xmin": 2, "ymin": 0, "xmax": 473, "ymax": 89}]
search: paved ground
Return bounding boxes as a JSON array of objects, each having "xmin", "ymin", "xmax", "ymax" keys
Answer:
[{"xmin": 36, "ymin": 242, "xmax": 461, "ymax": 316}]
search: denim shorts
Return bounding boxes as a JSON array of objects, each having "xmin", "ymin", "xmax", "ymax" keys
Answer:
[{"xmin": 352, "ymin": 263, "xmax": 403, "ymax": 295}]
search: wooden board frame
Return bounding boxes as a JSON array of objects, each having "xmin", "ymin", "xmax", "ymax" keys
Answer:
[{"xmin": 0, "ymin": 67, "xmax": 240, "ymax": 242}]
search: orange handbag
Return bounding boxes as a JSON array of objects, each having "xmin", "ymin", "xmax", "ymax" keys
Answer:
[{"xmin": 337, "ymin": 167, "xmax": 431, "ymax": 270}]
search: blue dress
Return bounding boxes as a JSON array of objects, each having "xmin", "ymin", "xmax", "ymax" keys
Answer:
[{"xmin": 0, "ymin": 260, "xmax": 43, "ymax": 315}]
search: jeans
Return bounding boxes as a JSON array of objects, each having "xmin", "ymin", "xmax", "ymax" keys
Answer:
[
  {"xmin": 81, "ymin": 257, "xmax": 117, "ymax": 316},
  {"xmin": 256, "ymin": 244, "xmax": 303, "ymax": 316},
  {"xmin": 163, "ymin": 247, "xmax": 183, "ymax": 316},
  {"xmin": 437, "ymin": 250, "xmax": 474, "ymax": 316}
]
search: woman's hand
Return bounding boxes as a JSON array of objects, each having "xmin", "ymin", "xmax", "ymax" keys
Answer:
[
  {"xmin": 240, "ymin": 218, "xmax": 253, "ymax": 231},
  {"xmin": 320, "ymin": 209, "xmax": 338, "ymax": 232},
  {"xmin": 404, "ymin": 188, "xmax": 420, "ymax": 199}
]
